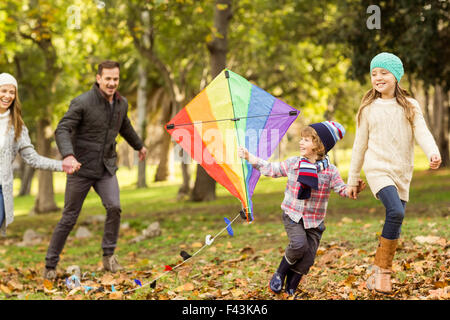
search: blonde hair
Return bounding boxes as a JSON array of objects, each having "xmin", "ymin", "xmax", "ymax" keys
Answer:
[
  {"xmin": 301, "ymin": 126, "xmax": 326, "ymax": 160},
  {"xmin": 356, "ymin": 83, "xmax": 416, "ymax": 130}
]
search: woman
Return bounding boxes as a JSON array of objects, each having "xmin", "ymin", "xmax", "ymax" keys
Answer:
[{"xmin": 0, "ymin": 72, "xmax": 75, "ymax": 235}]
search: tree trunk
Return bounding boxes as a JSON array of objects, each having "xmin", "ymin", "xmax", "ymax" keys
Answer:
[
  {"xmin": 178, "ymin": 161, "xmax": 191, "ymax": 198},
  {"xmin": 433, "ymin": 86, "xmax": 450, "ymax": 167},
  {"xmin": 19, "ymin": 164, "xmax": 35, "ymax": 196},
  {"xmin": 136, "ymin": 62, "xmax": 148, "ymax": 188},
  {"xmin": 33, "ymin": 117, "xmax": 59, "ymax": 214},
  {"xmin": 192, "ymin": 0, "xmax": 232, "ymax": 202},
  {"xmin": 154, "ymin": 102, "xmax": 174, "ymax": 182}
]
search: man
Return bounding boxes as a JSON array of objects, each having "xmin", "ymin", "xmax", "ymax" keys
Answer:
[{"xmin": 44, "ymin": 60, "xmax": 147, "ymax": 279}]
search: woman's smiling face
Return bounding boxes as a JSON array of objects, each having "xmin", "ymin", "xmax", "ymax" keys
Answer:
[{"xmin": 0, "ymin": 84, "xmax": 16, "ymax": 113}]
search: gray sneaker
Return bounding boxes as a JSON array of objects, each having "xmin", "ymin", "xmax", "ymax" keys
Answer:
[
  {"xmin": 43, "ymin": 267, "xmax": 57, "ymax": 280},
  {"xmin": 102, "ymin": 255, "xmax": 123, "ymax": 272}
]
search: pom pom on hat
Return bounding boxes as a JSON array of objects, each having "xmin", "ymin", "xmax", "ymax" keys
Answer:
[
  {"xmin": 0, "ymin": 73, "xmax": 18, "ymax": 89},
  {"xmin": 309, "ymin": 121, "xmax": 345, "ymax": 154},
  {"xmin": 370, "ymin": 52, "xmax": 404, "ymax": 83}
]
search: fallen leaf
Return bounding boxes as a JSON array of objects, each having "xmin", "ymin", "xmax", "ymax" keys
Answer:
[
  {"xmin": 7, "ymin": 279, "xmax": 23, "ymax": 291},
  {"xmin": 191, "ymin": 242, "xmax": 203, "ymax": 248},
  {"xmin": 43, "ymin": 279, "xmax": 53, "ymax": 291},
  {"xmin": 427, "ymin": 287, "xmax": 450, "ymax": 300},
  {"xmin": 208, "ymin": 246, "xmax": 217, "ymax": 253},
  {"xmin": 175, "ymin": 282, "xmax": 194, "ymax": 292},
  {"xmin": 100, "ymin": 274, "xmax": 116, "ymax": 285},
  {"xmin": 414, "ymin": 236, "xmax": 446, "ymax": 246},
  {"xmin": 177, "ymin": 265, "xmax": 193, "ymax": 281},
  {"xmin": 231, "ymin": 288, "xmax": 244, "ymax": 298},
  {"xmin": 68, "ymin": 287, "xmax": 83, "ymax": 296},
  {"xmin": 433, "ymin": 281, "xmax": 447, "ymax": 289},
  {"xmin": 109, "ymin": 291, "xmax": 123, "ymax": 300},
  {"xmin": 341, "ymin": 217, "xmax": 353, "ymax": 223},
  {"xmin": 239, "ymin": 246, "xmax": 255, "ymax": 255},
  {"xmin": 0, "ymin": 284, "xmax": 11, "ymax": 294},
  {"xmin": 344, "ymin": 275, "xmax": 356, "ymax": 287}
]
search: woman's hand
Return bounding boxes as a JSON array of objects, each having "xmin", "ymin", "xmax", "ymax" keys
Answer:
[{"xmin": 63, "ymin": 155, "xmax": 81, "ymax": 174}]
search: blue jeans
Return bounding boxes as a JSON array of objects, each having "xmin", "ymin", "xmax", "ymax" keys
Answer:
[
  {"xmin": 0, "ymin": 185, "xmax": 5, "ymax": 227},
  {"xmin": 376, "ymin": 185, "xmax": 407, "ymax": 240}
]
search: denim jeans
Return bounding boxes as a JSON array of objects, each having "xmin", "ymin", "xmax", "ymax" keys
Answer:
[
  {"xmin": 0, "ymin": 185, "xmax": 4, "ymax": 227},
  {"xmin": 376, "ymin": 185, "xmax": 407, "ymax": 240}
]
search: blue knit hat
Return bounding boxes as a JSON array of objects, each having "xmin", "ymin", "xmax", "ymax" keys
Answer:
[
  {"xmin": 370, "ymin": 52, "xmax": 404, "ymax": 83},
  {"xmin": 309, "ymin": 121, "xmax": 345, "ymax": 154}
]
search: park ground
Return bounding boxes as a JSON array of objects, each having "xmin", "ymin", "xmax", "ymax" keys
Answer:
[{"xmin": 0, "ymin": 147, "xmax": 448, "ymax": 300}]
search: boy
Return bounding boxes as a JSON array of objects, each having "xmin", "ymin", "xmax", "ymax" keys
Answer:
[{"xmin": 238, "ymin": 121, "xmax": 365, "ymax": 295}]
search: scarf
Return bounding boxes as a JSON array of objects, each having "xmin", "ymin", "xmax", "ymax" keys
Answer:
[{"xmin": 296, "ymin": 156, "xmax": 330, "ymax": 200}]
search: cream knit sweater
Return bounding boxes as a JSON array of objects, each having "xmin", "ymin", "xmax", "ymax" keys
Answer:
[
  {"xmin": 0, "ymin": 110, "xmax": 11, "ymax": 185},
  {"xmin": 347, "ymin": 97, "xmax": 440, "ymax": 202}
]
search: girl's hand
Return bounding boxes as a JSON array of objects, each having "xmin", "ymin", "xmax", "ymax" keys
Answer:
[
  {"xmin": 430, "ymin": 154, "xmax": 441, "ymax": 170},
  {"xmin": 238, "ymin": 146, "xmax": 249, "ymax": 160},
  {"xmin": 356, "ymin": 179, "xmax": 366, "ymax": 193},
  {"xmin": 347, "ymin": 185, "xmax": 358, "ymax": 200}
]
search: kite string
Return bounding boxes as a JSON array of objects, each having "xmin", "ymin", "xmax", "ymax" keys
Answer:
[{"xmin": 124, "ymin": 212, "xmax": 241, "ymax": 294}]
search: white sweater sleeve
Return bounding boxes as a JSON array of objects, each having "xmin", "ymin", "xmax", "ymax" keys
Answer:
[
  {"xmin": 347, "ymin": 107, "xmax": 369, "ymax": 186},
  {"xmin": 409, "ymin": 99, "xmax": 440, "ymax": 160}
]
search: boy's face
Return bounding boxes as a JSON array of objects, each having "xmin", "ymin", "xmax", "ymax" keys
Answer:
[{"xmin": 299, "ymin": 136, "xmax": 317, "ymax": 159}]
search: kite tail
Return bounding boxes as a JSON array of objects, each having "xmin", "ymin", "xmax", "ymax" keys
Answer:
[{"xmin": 124, "ymin": 212, "xmax": 241, "ymax": 295}]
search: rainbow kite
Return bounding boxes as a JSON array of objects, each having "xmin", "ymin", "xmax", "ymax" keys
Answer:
[{"xmin": 165, "ymin": 69, "xmax": 299, "ymax": 221}]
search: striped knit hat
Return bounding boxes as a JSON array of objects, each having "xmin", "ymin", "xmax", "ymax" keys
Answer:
[{"xmin": 309, "ymin": 121, "xmax": 345, "ymax": 154}]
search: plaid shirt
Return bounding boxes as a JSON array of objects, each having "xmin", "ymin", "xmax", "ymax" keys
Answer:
[{"xmin": 254, "ymin": 156, "xmax": 348, "ymax": 229}]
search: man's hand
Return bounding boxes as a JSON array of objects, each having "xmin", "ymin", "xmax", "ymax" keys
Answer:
[
  {"xmin": 62, "ymin": 155, "xmax": 81, "ymax": 174},
  {"xmin": 138, "ymin": 146, "xmax": 147, "ymax": 161}
]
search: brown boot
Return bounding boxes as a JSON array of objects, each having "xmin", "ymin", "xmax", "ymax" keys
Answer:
[{"xmin": 366, "ymin": 237, "xmax": 398, "ymax": 293}]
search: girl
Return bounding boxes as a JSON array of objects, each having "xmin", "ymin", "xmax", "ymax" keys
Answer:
[
  {"xmin": 0, "ymin": 73, "xmax": 75, "ymax": 236},
  {"xmin": 346, "ymin": 53, "xmax": 441, "ymax": 293}
]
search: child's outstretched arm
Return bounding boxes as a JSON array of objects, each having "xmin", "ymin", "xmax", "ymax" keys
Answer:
[
  {"xmin": 331, "ymin": 167, "xmax": 366, "ymax": 198},
  {"xmin": 238, "ymin": 146, "xmax": 290, "ymax": 178}
]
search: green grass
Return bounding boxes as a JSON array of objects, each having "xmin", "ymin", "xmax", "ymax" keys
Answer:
[{"xmin": 0, "ymin": 147, "xmax": 448, "ymax": 300}]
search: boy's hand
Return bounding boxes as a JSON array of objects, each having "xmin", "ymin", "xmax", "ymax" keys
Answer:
[
  {"xmin": 238, "ymin": 146, "xmax": 249, "ymax": 160},
  {"xmin": 347, "ymin": 186, "xmax": 358, "ymax": 199},
  {"xmin": 356, "ymin": 179, "xmax": 366, "ymax": 194}
]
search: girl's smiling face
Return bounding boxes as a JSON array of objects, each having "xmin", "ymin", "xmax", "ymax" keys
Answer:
[{"xmin": 371, "ymin": 67, "xmax": 397, "ymax": 98}]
